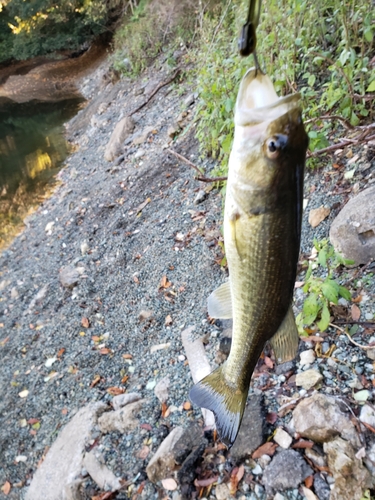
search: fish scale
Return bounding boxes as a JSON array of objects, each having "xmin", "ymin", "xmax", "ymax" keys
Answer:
[{"xmin": 190, "ymin": 69, "xmax": 308, "ymax": 446}]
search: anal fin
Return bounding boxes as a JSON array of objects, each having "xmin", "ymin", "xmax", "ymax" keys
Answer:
[
  {"xmin": 270, "ymin": 306, "xmax": 299, "ymax": 364},
  {"xmin": 207, "ymin": 281, "xmax": 232, "ymax": 319}
]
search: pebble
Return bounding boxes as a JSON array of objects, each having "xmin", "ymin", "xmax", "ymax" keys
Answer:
[
  {"xmin": 295, "ymin": 369, "xmax": 323, "ymax": 390},
  {"xmin": 299, "ymin": 349, "xmax": 316, "ymax": 366},
  {"xmin": 194, "ymin": 190, "xmax": 207, "ymax": 204},
  {"xmin": 251, "ymin": 464, "xmax": 263, "ymax": 475},
  {"xmin": 273, "ymin": 428, "xmax": 293, "ymax": 449}
]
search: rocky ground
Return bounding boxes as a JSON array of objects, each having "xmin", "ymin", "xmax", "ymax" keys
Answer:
[{"xmin": 1, "ymin": 50, "xmax": 375, "ymax": 500}]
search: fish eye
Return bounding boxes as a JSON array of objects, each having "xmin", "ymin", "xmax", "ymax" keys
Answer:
[{"xmin": 264, "ymin": 135, "xmax": 286, "ymax": 160}]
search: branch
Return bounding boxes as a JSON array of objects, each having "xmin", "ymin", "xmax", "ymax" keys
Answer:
[
  {"xmin": 129, "ymin": 68, "xmax": 181, "ymax": 116},
  {"xmin": 329, "ymin": 323, "xmax": 375, "ymax": 350},
  {"xmin": 304, "ymin": 114, "xmax": 354, "ymax": 130},
  {"xmin": 308, "ymin": 133, "xmax": 375, "ymax": 157},
  {"xmin": 166, "ymin": 148, "xmax": 228, "ymax": 183}
]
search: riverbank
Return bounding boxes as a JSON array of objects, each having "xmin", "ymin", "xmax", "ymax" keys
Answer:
[{"xmin": 1, "ymin": 49, "xmax": 375, "ymax": 500}]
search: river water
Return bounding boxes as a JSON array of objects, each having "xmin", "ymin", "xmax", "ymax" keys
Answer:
[{"xmin": 0, "ymin": 99, "xmax": 82, "ymax": 248}]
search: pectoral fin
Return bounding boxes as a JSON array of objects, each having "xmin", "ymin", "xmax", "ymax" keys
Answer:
[
  {"xmin": 207, "ymin": 281, "xmax": 232, "ymax": 319},
  {"xmin": 270, "ymin": 306, "xmax": 299, "ymax": 364}
]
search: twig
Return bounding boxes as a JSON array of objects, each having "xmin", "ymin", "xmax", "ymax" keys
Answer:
[
  {"xmin": 166, "ymin": 148, "xmax": 228, "ymax": 183},
  {"xmin": 346, "ymin": 258, "xmax": 374, "ymax": 283},
  {"xmin": 308, "ymin": 133, "xmax": 375, "ymax": 157},
  {"xmin": 304, "ymin": 114, "xmax": 354, "ymax": 130},
  {"xmin": 129, "ymin": 68, "xmax": 181, "ymax": 116},
  {"xmin": 334, "ymin": 320, "xmax": 375, "ymax": 328},
  {"xmin": 329, "ymin": 323, "xmax": 375, "ymax": 350}
]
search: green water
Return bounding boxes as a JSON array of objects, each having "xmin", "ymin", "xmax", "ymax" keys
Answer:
[{"xmin": 0, "ymin": 99, "xmax": 82, "ymax": 247}]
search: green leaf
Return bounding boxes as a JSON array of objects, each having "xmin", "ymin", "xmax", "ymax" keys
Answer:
[
  {"xmin": 303, "ymin": 293, "xmax": 320, "ymax": 325},
  {"xmin": 317, "ymin": 302, "xmax": 330, "ymax": 331},
  {"xmin": 364, "ymin": 27, "xmax": 373, "ymax": 43},
  {"xmin": 321, "ymin": 280, "xmax": 339, "ymax": 304},
  {"xmin": 221, "ymin": 134, "xmax": 232, "ymax": 154},
  {"xmin": 366, "ymin": 80, "xmax": 375, "ymax": 92},
  {"xmin": 338, "ymin": 285, "xmax": 351, "ymax": 300},
  {"xmin": 318, "ymin": 248, "xmax": 327, "ymax": 268}
]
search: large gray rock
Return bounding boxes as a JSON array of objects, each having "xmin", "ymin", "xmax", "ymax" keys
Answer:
[
  {"xmin": 25, "ymin": 403, "xmax": 106, "ymax": 500},
  {"xmin": 230, "ymin": 395, "xmax": 265, "ymax": 461},
  {"xmin": 262, "ymin": 449, "xmax": 312, "ymax": 493},
  {"xmin": 324, "ymin": 437, "xmax": 373, "ymax": 500},
  {"xmin": 104, "ymin": 116, "xmax": 135, "ymax": 161},
  {"xmin": 292, "ymin": 393, "xmax": 361, "ymax": 448},
  {"xmin": 146, "ymin": 426, "xmax": 184, "ymax": 482},
  {"xmin": 330, "ymin": 186, "xmax": 375, "ymax": 265}
]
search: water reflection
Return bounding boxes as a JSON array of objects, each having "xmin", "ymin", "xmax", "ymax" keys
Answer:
[{"xmin": 0, "ymin": 99, "xmax": 83, "ymax": 247}]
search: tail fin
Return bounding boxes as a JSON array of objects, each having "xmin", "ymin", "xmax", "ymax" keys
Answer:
[{"xmin": 189, "ymin": 366, "xmax": 247, "ymax": 447}]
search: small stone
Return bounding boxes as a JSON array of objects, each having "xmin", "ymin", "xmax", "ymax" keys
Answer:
[
  {"xmin": 146, "ymin": 427, "xmax": 184, "ymax": 482},
  {"xmin": 305, "ymin": 448, "xmax": 326, "ymax": 468},
  {"xmin": 273, "ymin": 494, "xmax": 286, "ymax": 500},
  {"xmin": 313, "ymin": 473, "xmax": 330, "ymax": 500},
  {"xmin": 80, "ymin": 241, "xmax": 89, "ymax": 256},
  {"xmin": 161, "ymin": 478, "xmax": 177, "ymax": 491},
  {"xmin": 219, "ymin": 336, "xmax": 232, "ymax": 355},
  {"xmin": 308, "ymin": 206, "xmax": 330, "ymax": 227},
  {"xmin": 215, "ymin": 483, "xmax": 230, "ymax": 500},
  {"xmin": 230, "ymin": 395, "xmax": 264, "ymax": 461},
  {"xmin": 59, "ymin": 266, "xmax": 80, "ymax": 289},
  {"xmin": 134, "ymin": 148, "xmax": 145, "ymax": 159},
  {"xmin": 45, "ymin": 221, "xmax": 55, "ymax": 233},
  {"xmin": 353, "ymin": 389, "xmax": 370, "ymax": 402},
  {"xmin": 299, "ymin": 349, "xmax": 316, "ymax": 366},
  {"xmin": 295, "ymin": 369, "xmax": 323, "ymax": 390},
  {"xmin": 104, "ymin": 116, "xmax": 135, "ymax": 161},
  {"xmin": 293, "ymin": 393, "xmax": 361, "ymax": 447},
  {"xmin": 98, "ymin": 400, "xmax": 145, "ymax": 433},
  {"xmin": 139, "ymin": 310, "xmax": 154, "ymax": 322},
  {"xmin": 167, "ymin": 124, "xmax": 180, "ymax": 139},
  {"xmin": 366, "ymin": 349, "xmax": 375, "ymax": 360},
  {"xmin": 273, "ymin": 428, "xmax": 292, "ymax": 449},
  {"xmin": 360, "ymin": 404, "xmax": 375, "ymax": 427},
  {"xmin": 112, "ymin": 393, "xmax": 141, "ymax": 411},
  {"xmin": 194, "ymin": 190, "xmax": 207, "ymax": 205},
  {"xmin": 184, "ymin": 94, "xmax": 195, "ymax": 107},
  {"xmin": 154, "ymin": 377, "xmax": 170, "ymax": 403},
  {"xmin": 301, "ymin": 486, "xmax": 318, "ymax": 500},
  {"xmin": 262, "ymin": 449, "xmax": 313, "ymax": 494},
  {"xmin": 10, "ymin": 287, "xmax": 19, "ymax": 299},
  {"xmin": 251, "ymin": 464, "xmax": 263, "ymax": 475},
  {"xmin": 133, "ymin": 126, "xmax": 155, "ymax": 145}
]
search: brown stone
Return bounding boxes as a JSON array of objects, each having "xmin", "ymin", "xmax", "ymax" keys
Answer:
[{"xmin": 104, "ymin": 116, "xmax": 135, "ymax": 161}]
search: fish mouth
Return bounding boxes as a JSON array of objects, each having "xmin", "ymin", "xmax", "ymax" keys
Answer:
[{"xmin": 235, "ymin": 68, "xmax": 301, "ymax": 127}]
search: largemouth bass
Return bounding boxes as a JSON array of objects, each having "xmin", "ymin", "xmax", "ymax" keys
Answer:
[{"xmin": 190, "ymin": 68, "xmax": 308, "ymax": 446}]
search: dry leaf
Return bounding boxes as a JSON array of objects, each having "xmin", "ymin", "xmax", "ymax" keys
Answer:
[
  {"xmin": 57, "ymin": 348, "xmax": 65, "ymax": 358},
  {"xmin": 264, "ymin": 356, "xmax": 274, "ymax": 369},
  {"xmin": 99, "ymin": 348, "xmax": 111, "ymax": 355},
  {"xmin": 91, "ymin": 336, "xmax": 101, "ymax": 342},
  {"xmin": 122, "ymin": 353, "xmax": 133, "ymax": 359},
  {"xmin": 81, "ymin": 317, "xmax": 90, "ymax": 328},
  {"xmin": 352, "ymin": 294, "xmax": 362, "ymax": 303},
  {"xmin": 121, "ymin": 375, "xmax": 129, "ymax": 384},
  {"xmin": 252, "ymin": 441, "xmax": 278, "ymax": 459},
  {"xmin": 182, "ymin": 401, "xmax": 191, "ymax": 410},
  {"xmin": 0, "ymin": 336, "xmax": 9, "ymax": 346},
  {"xmin": 1, "ymin": 481, "xmax": 11, "ymax": 495},
  {"xmin": 159, "ymin": 276, "xmax": 172, "ymax": 289},
  {"xmin": 133, "ymin": 276, "xmax": 139, "ymax": 284},
  {"xmin": 308, "ymin": 206, "xmax": 330, "ymax": 228},
  {"xmin": 27, "ymin": 418, "xmax": 39, "ymax": 425},
  {"xmin": 61, "ymin": 408, "xmax": 68, "ymax": 415},
  {"xmin": 106, "ymin": 387, "xmax": 124, "ymax": 396},
  {"xmin": 292, "ymin": 439, "xmax": 314, "ymax": 449},
  {"xmin": 304, "ymin": 475, "xmax": 314, "ymax": 488},
  {"xmin": 161, "ymin": 402, "xmax": 168, "ymax": 418},
  {"xmin": 229, "ymin": 464, "xmax": 245, "ymax": 494},
  {"xmin": 266, "ymin": 412, "xmax": 278, "ymax": 424},
  {"xmin": 90, "ymin": 375, "xmax": 101, "ymax": 387},
  {"xmin": 194, "ymin": 475, "xmax": 219, "ymax": 487},
  {"xmin": 140, "ymin": 423, "xmax": 152, "ymax": 431},
  {"xmin": 351, "ymin": 303, "xmax": 361, "ymax": 321}
]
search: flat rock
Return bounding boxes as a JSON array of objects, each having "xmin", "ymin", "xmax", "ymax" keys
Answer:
[
  {"xmin": 83, "ymin": 449, "xmax": 121, "ymax": 491},
  {"xmin": 330, "ymin": 186, "xmax": 375, "ymax": 265},
  {"xmin": 146, "ymin": 426, "xmax": 184, "ymax": 482},
  {"xmin": 295, "ymin": 369, "xmax": 323, "ymax": 390},
  {"xmin": 98, "ymin": 399, "xmax": 145, "ymax": 433},
  {"xmin": 299, "ymin": 349, "xmax": 316, "ymax": 366},
  {"xmin": 293, "ymin": 393, "xmax": 361, "ymax": 447},
  {"xmin": 154, "ymin": 376, "xmax": 170, "ymax": 403},
  {"xmin": 308, "ymin": 206, "xmax": 330, "ymax": 227},
  {"xmin": 262, "ymin": 449, "xmax": 312, "ymax": 493},
  {"xmin": 324, "ymin": 437, "xmax": 373, "ymax": 500},
  {"xmin": 112, "ymin": 392, "xmax": 142, "ymax": 411},
  {"xmin": 273, "ymin": 428, "xmax": 292, "ymax": 449},
  {"xmin": 59, "ymin": 266, "xmax": 80, "ymax": 289},
  {"xmin": 25, "ymin": 403, "xmax": 106, "ymax": 500},
  {"xmin": 230, "ymin": 395, "xmax": 265, "ymax": 461},
  {"xmin": 104, "ymin": 116, "xmax": 135, "ymax": 161}
]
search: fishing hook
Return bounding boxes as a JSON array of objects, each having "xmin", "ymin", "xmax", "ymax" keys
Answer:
[{"xmin": 238, "ymin": 0, "xmax": 263, "ymax": 73}]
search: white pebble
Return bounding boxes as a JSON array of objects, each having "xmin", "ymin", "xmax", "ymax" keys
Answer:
[
  {"xmin": 300, "ymin": 349, "xmax": 316, "ymax": 366},
  {"xmin": 273, "ymin": 427, "xmax": 293, "ymax": 449}
]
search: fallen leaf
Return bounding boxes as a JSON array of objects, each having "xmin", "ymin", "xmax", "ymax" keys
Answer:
[
  {"xmin": 140, "ymin": 423, "xmax": 152, "ymax": 431},
  {"xmin": 90, "ymin": 375, "xmax": 101, "ymax": 387},
  {"xmin": 106, "ymin": 387, "xmax": 124, "ymax": 396},
  {"xmin": 352, "ymin": 294, "xmax": 362, "ymax": 303},
  {"xmin": 1, "ymin": 481, "xmax": 11, "ymax": 495},
  {"xmin": 351, "ymin": 304, "xmax": 361, "ymax": 321},
  {"xmin": 264, "ymin": 356, "xmax": 274, "ymax": 369},
  {"xmin": 79, "ymin": 331, "xmax": 85, "ymax": 337},
  {"xmin": 29, "ymin": 429, "xmax": 37, "ymax": 436},
  {"xmin": 229, "ymin": 464, "xmax": 245, "ymax": 494},
  {"xmin": 136, "ymin": 446, "xmax": 150, "ymax": 460},
  {"xmin": 308, "ymin": 206, "xmax": 330, "ymax": 228},
  {"xmin": 61, "ymin": 408, "xmax": 68, "ymax": 415},
  {"xmin": 19, "ymin": 419, "xmax": 27, "ymax": 427},
  {"xmin": 57, "ymin": 348, "xmax": 65, "ymax": 358},
  {"xmin": 266, "ymin": 412, "xmax": 278, "ymax": 424},
  {"xmin": 165, "ymin": 315, "xmax": 172, "ymax": 326},
  {"xmin": 304, "ymin": 475, "xmax": 314, "ymax": 488},
  {"xmin": 183, "ymin": 401, "xmax": 191, "ymax": 410},
  {"xmin": 99, "ymin": 348, "xmax": 111, "ymax": 355},
  {"xmin": 18, "ymin": 390, "xmax": 29, "ymax": 398},
  {"xmin": 136, "ymin": 197, "xmax": 151, "ymax": 214},
  {"xmin": 121, "ymin": 375, "xmax": 129, "ymax": 384},
  {"xmin": 91, "ymin": 336, "xmax": 101, "ymax": 342},
  {"xmin": 161, "ymin": 478, "xmax": 177, "ymax": 491},
  {"xmin": 161, "ymin": 402, "xmax": 168, "ymax": 418},
  {"xmin": 27, "ymin": 418, "xmax": 39, "ymax": 425},
  {"xmin": 252, "ymin": 442, "xmax": 278, "ymax": 459},
  {"xmin": 0, "ymin": 337, "xmax": 10, "ymax": 346},
  {"xmin": 292, "ymin": 439, "xmax": 314, "ymax": 449},
  {"xmin": 122, "ymin": 353, "xmax": 133, "ymax": 359},
  {"xmin": 194, "ymin": 475, "xmax": 219, "ymax": 488},
  {"xmin": 81, "ymin": 317, "xmax": 90, "ymax": 328},
  {"xmin": 159, "ymin": 275, "xmax": 172, "ymax": 289},
  {"xmin": 133, "ymin": 276, "xmax": 139, "ymax": 284}
]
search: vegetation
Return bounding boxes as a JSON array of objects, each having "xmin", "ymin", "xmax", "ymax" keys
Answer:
[{"xmin": 0, "ymin": 0, "xmax": 123, "ymax": 63}]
